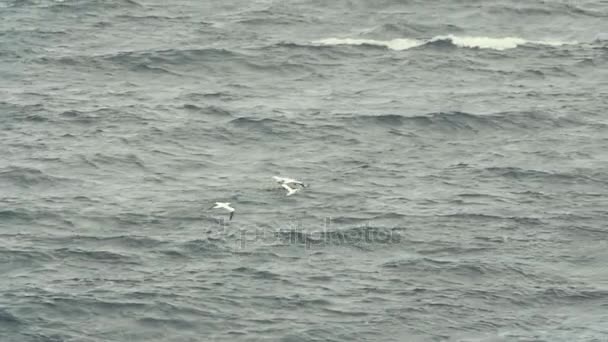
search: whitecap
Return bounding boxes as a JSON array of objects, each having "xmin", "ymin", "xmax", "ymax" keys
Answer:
[
  {"xmin": 432, "ymin": 35, "xmax": 528, "ymax": 50},
  {"xmin": 313, "ymin": 38, "xmax": 424, "ymax": 51},
  {"xmin": 314, "ymin": 35, "xmax": 577, "ymax": 51}
]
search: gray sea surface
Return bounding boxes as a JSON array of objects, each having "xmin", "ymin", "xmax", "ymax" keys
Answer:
[{"xmin": 1, "ymin": 0, "xmax": 608, "ymax": 341}]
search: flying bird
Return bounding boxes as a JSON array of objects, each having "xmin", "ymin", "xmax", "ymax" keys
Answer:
[
  {"xmin": 210, "ymin": 202, "xmax": 235, "ymax": 220},
  {"xmin": 273, "ymin": 176, "xmax": 306, "ymax": 188}
]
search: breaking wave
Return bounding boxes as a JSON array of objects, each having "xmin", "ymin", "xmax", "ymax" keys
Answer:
[{"xmin": 314, "ymin": 35, "xmax": 577, "ymax": 51}]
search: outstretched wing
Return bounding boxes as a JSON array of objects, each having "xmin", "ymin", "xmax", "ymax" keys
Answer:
[{"xmin": 284, "ymin": 184, "xmax": 298, "ymax": 196}]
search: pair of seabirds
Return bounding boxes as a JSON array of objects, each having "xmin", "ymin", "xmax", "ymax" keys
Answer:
[{"xmin": 210, "ymin": 176, "xmax": 306, "ymax": 221}]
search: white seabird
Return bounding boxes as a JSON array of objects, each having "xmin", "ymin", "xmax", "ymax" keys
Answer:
[
  {"xmin": 210, "ymin": 202, "xmax": 235, "ymax": 220},
  {"xmin": 282, "ymin": 183, "xmax": 299, "ymax": 196},
  {"xmin": 273, "ymin": 176, "xmax": 306, "ymax": 188}
]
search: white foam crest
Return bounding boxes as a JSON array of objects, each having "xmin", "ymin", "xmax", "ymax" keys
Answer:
[
  {"xmin": 432, "ymin": 35, "xmax": 528, "ymax": 50},
  {"xmin": 314, "ymin": 35, "xmax": 577, "ymax": 51},
  {"xmin": 314, "ymin": 38, "xmax": 424, "ymax": 51},
  {"xmin": 434, "ymin": 35, "xmax": 576, "ymax": 50}
]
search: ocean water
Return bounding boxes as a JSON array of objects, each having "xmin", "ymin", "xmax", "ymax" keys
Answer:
[{"xmin": 1, "ymin": 0, "xmax": 607, "ymax": 341}]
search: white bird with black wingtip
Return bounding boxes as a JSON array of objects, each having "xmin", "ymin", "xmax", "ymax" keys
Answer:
[
  {"xmin": 210, "ymin": 202, "xmax": 235, "ymax": 220},
  {"xmin": 273, "ymin": 176, "xmax": 307, "ymax": 196}
]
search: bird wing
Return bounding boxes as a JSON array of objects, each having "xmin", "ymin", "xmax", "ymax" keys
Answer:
[
  {"xmin": 282, "ymin": 178, "xmax": 304, "ymax": 187},
  {"xmin": 274, "ymin": 176, "xmax": 288, "ymax": 183},
  {"xmin": 283, "ymin": 184, "xmax": 298, "ymax": 196},
  {"xmin": 229, "ymin": 211, "xmax": 234, "ymax": 220},
  {"xmin": 210, "ymin": 202, "xmax": 224, "ymax": 209}
]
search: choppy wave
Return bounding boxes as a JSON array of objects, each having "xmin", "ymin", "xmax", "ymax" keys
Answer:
[
  {"xmin": 34, "ymin": 47, "xmax": 247, "ymax": 75},
  {"xmin": 0, "ymin": 308, "xmax": 22, "ymax": 325},
  {"xmin": 48, "ymin": 0, "xmax": 143, "ymax": 10},
  {"xmin": 482, "ymin": 166, "xmax": 608, "ymax": 185},
  {"xmin": 340, "ymin": 110, "xmax": 590, "ymax": 132},
  {"xmin": 52, "ymin": 247, "xmax": 141, "ymax": 264},
  {"xmin": 314, "ymin": 35, "xmax": 577, "ymax": 51},
  {"xmin": 0, "ymin": 166, "xmax": 72, "ymax": 188}
]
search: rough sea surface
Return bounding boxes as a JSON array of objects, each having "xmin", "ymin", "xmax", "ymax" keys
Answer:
[{"xmin": 1, "ymin": 0, "xmax": 608, "ymax": 341}]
